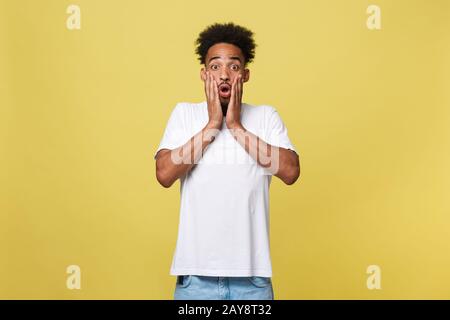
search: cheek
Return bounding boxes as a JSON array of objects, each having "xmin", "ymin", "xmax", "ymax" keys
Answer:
[
  {"xmin": 233, "ymin": 72, "xmax": 243, "ymax": 82},
  {"xmin": 209, "ymin": 72, "xmax": 220, "ymax": 83}
]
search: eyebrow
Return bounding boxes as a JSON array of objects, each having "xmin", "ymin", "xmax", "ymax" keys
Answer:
[{"xmin": 208, "ymin": 56, "xmax": 242, "ymax": 64}]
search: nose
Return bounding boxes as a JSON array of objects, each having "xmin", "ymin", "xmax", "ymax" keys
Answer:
[{"xmin": 219, "ymin": 68, "xmax": 230, "ymax": 82}]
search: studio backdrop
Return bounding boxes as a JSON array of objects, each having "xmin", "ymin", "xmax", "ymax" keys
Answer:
[{"xmin": 1, "ymin": 0, "xmax": 449, "ymax": 299}]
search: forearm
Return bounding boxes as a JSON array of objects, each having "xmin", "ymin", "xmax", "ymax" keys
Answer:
[
  {"xmin": 156, "ymin": 122, "xmax": 220, "ymax": 187},
  {"xmin": 229, "ymin": 124, "xmax": 300, "ymax": 185}
]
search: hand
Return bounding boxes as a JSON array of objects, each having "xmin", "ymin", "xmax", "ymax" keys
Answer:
[
  {"xmin": 202, "ymin": 71, "xmax": 223, "ymax": 129},
  {"xmin": 225, "ymin": 74, "xmax": 243, "ymax": 130}
]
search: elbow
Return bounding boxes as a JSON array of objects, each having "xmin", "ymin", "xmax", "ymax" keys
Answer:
[
  {"xmin": 283, "ymin": 153, "xmax": 301, "ymax": 185},
  {"xmin": 284, "ymin": 164, "xmax": 300, "ymax": 185},
  {"xmin": 156, "ymin": 168, "xmax": 174, "ymax": 188}
]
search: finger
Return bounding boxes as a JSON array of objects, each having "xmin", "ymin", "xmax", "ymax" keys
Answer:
[
  {"xmin": 229, "ymin": 76, "xmax": 236, "ymax": 106},
  {"xmin": 214, "ymin": 80, "xmax": 219, "ymax": 103},
  {"xmin": 236, "ymin": 74, "xmax": 240, "ymax": 101},
  {"xmin": 213, "ymin": 78, "xmax": 218, "ymax": 95},
  {"xmin": 209, "ymin": 73, "xmax": 214, "ymax": 102},
  {"xmin": 207, "ymin": 72, "xmax": 211, "ymax": 100},
  {"xmin": 233, "ymin": 75, "xmax": 238, "ymax": 93},
  {"xmin": 233, "ymin": 75, "xmax": 238, "ymax": 103},
  {"xmin": 205, "ymin": 71, "xmax": 210, "ymax": 97},
  {"xmin": 238, "ymin": 74, "xmax": 243, "ymax": 101},
  {"xmin": 211, "ymin": 74, "xmax": 218, "ymax": 106},
  {"xmin": 213, "ymin": 79, "xmax": 220, "ymax": 105}
]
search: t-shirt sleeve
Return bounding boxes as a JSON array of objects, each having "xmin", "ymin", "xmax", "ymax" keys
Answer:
[
  {"xmin": 153, "ymin": 103, "xmax": 188, "ymax": 160},
  {"xmin": 264, "ymin": 106, "xmax": 298, "ymax": 155}
]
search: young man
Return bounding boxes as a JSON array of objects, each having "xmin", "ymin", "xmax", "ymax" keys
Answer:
[{"xmin": 154, "ymin": 22, "xmax": 300, "ymax": 300}]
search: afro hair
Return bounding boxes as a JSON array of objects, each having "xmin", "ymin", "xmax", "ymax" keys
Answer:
[{"xmin": 195, "ymin": 22, "xmax": 257, "ymax": 66}]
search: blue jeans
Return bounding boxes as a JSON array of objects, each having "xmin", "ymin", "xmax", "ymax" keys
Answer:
[{"xmin": 174, "ymin": 275, "xmax": 274, "ymax": 300}]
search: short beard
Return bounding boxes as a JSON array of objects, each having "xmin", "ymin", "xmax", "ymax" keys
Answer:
[{"xmin": 221, "ymin": 101, "xmax": 228, "ymax": 116}]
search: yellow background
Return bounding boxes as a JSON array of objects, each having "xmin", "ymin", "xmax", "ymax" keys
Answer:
[{"xmin": 1, "ymin": 0, "xmax": 449, "ymax": 299}]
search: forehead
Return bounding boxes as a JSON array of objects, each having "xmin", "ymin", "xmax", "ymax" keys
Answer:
[{"xmin": 206, "ymin": 42, "xmax": 244, "ymax": 61}]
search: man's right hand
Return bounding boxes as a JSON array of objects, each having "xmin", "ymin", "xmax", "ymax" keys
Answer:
[
  {"xmin": 203, "ymin": 71, "xmax": 223, "ymax": 129},
  {"xmin": 156, "ymin": 72, "xmax": 223, "ymax": 188}
]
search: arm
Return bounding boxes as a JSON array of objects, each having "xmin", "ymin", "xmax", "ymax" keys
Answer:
[
  {"xmin": 226, "ymin": 74, "xmax": 300, "ymax": 185},
  {"xmin": 229, "ymin": 124, "xmax": 300, "ymax": 185},
  {"xmin": 155, "ymin": 71, "xmax": 223, "ymax": 188},
  {"xmin": 155, "ymin": 122, "xmax": 220, "ymax": 188}
]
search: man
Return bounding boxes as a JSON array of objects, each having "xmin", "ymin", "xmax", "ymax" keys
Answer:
[{"xmin": 154, "ymin": 22, "xmax": 300, "ymax": 300}]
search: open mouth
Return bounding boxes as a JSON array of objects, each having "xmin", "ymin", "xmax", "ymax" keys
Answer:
[{"xmin": 219, "ymin": 83, "xmax": 231, "ymax": 98}]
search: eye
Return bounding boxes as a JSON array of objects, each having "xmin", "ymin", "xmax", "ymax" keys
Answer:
[
  {"xmin": 210, "ymin": 64, "xmax": 219, "ymax": 70},
  {"xmin": 230, "ymin": 64, "xmax": 240, "ymax": 71}
]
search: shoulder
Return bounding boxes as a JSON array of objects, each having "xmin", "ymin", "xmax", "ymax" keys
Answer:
[
  {"xmin": 244, "ymin": 102, "xmax": 276, "ymax": 112},
  {"xmin": 173, "ymin": 101, "xmax": 206, "ymax": 114},
  {"xmin": 243, "ymin": 103, "xmax": 277, "ymax": 120}
]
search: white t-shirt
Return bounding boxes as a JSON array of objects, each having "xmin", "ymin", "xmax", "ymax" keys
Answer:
[{"xmin": 154, "ymin": 101, "xmax": 297, "ymax": 277}]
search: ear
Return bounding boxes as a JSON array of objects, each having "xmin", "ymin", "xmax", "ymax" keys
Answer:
[
  {"xmin": 200, "ymin": 67, "xmax": 206, "ymax": 81},
  {"xmin": 243, "ymin": 68, "xmax": 250, "ymax": 83}
]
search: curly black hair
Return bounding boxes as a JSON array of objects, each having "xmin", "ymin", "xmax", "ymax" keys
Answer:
[{"xmin": 195, "ymin": 22, "xmax": 257, "ymax": 66}]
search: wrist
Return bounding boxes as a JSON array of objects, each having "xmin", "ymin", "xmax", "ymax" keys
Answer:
[
  {"xmin": 226, "ymin": 121, "xmax": 244, "ymax": 131},
  {"xmin": 206, "ymin": 120, "xmax": 222, "ymax": 130}
]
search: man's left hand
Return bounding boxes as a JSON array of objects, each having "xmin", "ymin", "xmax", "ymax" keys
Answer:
[{"xmin": 225, "ymin": 74, "xmax": 244, "ymax": 130}]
